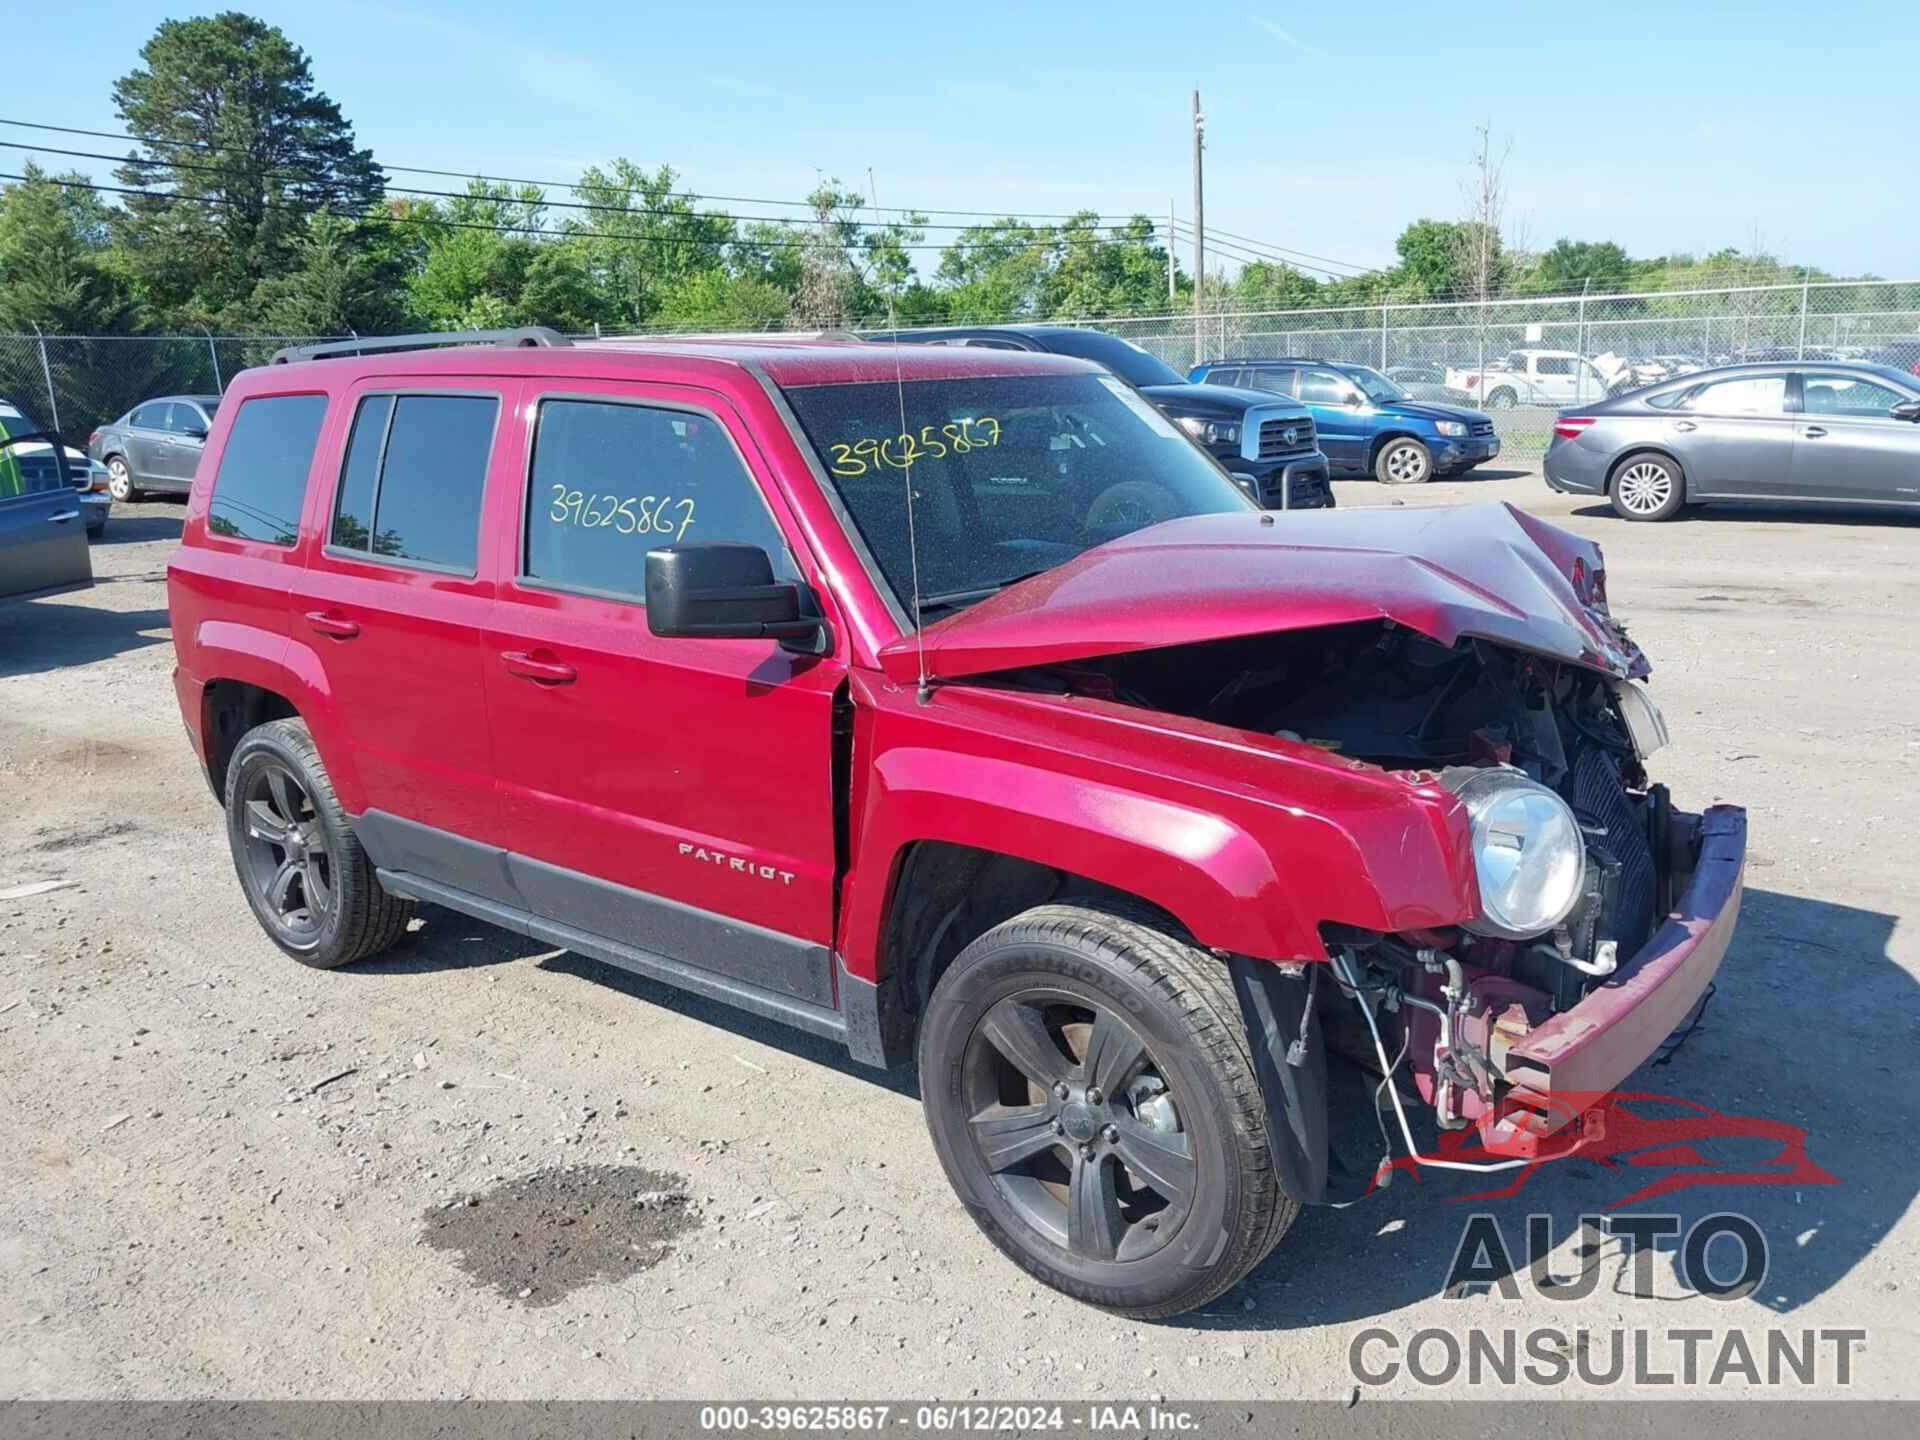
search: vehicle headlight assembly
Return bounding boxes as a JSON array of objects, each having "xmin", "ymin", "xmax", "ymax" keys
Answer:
[
  {"xmin": 1176, "ymin": 416, "xmax": 1237, "ymax": 446},
  {"xmin": 1444, "ymin": 767, "xmax": 1587, "ymax": 939},
  {"xmin": 1435, "ymin": 420, "xmax": 1468, "ymax": 437}
]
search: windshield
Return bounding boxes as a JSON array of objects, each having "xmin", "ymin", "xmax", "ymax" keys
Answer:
[
  {"xmin": 783, "ymin": 373, "xmax": 1253, "ymax": 619},
  {"xmin": 1033, "ymin": 330, "xmax": 1185, "ymax": 388},
  {"xmin": 1344, "ymin": 366, "xmax": 1408, "ymax": 404}
]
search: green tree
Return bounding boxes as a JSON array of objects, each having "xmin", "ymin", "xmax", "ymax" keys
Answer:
[
  {"xmin": 1039, "ymin": 213, "xmax": 1174, "ymax": 319},
  {"xmin": 1392, "ymin": 218, "xmax": 1472, "ymax": 298},
  {"xmin": 654, "ymin": 271, "xmax": 792, "ymax": 332},
  {"xmin": 936, "ymin": 217, "xmax": 1054, "ymax": 321},
  {"xmin": 0, "ymin": 164, "xmax": 141, "ymax": 333},
  {"xmin": 561, "ymin": 160, "xmax": 733, "ymax": 329},
  {"xmin": 405, "ymin": 185, "xmax": 548, "ymax": 329},
  {"xmin": 1222, "ymin": 258, "xmax": 1321, "ymax": 312},
  {"xmin": 1523, "ymin": 238, "xmax": 1632, "ymax": 295},
  {"xmin": 249, "ymin": 211, "xmax": 417, "ymax": 335},
  {"xmin": 111, "ymin": 11, "xmax": 384, "ymax": 328}
]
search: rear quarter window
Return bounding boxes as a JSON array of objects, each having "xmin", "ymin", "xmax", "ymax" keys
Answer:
[
  {"xmin": 328, "ymin": 393, "xmax": 499, "ymax": 571},
  {"xmin": 207, "ymin": 393, "xmax": 329, "ymax": 546}
]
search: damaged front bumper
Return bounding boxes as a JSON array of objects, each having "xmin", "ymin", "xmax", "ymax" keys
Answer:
[{"xmin": 1477, "ymin": 804, "xmax": 1748, "ymax": 1156}]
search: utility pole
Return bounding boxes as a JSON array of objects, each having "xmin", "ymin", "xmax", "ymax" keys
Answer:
[
  {"xmin": 1191, "ymin": 90, "xmax": 1205, "ymax": 363},
  {"xmin": 1168, "ymin": 199, "xmax": 1177, "ymax": 307}
]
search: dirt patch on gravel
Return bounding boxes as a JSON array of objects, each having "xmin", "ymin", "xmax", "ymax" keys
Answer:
[{"xmin": 420, "ymin": 1164, "xmax": 701, "ymax": 1308}]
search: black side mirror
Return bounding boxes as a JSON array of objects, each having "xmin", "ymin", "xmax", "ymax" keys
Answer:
[
  {"xmin": 1891, "ymin": 399, "xmax": 1920, "ymax": 423},
  {"xmin": 645, "ymin": 543, "xmax": 828, "ymax": 653},
  {"xmin": 182, "ymin": 424, "xmax": 208, "ymax": 441}
]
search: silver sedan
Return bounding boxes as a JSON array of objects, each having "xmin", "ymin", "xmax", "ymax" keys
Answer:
[{"xmin": 1542, "ymin": 361, "xmax": 1920, "ymax": 521}]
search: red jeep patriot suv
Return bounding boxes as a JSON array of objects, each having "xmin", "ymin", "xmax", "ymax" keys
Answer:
[{"xmin": 167, "ymin": 328, "xmax": 1746, "ymax": 1318}]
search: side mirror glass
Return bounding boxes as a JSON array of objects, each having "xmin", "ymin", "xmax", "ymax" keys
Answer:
[{"xmin": 645, "ymin": 542, "xmax": 827, "ymax": 653}]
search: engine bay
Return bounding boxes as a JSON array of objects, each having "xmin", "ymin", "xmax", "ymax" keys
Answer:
[{"xmin": 1000, "ymin": 620, "xmax": 1680, "ymax": 1133}]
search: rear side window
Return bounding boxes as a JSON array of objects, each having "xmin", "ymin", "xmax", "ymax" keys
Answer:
[
  {"xmin": 523, "ymin": 399, "xmax": 795, "ymax": 600},
  {"xmin": 1245, "ymin": 367, "xmax": 1297, "ymax": 398},
  {"xmin": 1686, "ymin": 376, "xmax": 1787, "ymax": 416},
  {"xmin": 329, "ymin": 393, "xmax": 498, "ymax": 571},
  {"xmin": 207, "ymin": 393, "xmax": 328, "ymax": 546}
]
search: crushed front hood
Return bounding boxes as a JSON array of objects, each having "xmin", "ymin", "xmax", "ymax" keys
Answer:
[{"xmin": 878, "ymin": 502, "xmax": 1644, "ymax": 684}]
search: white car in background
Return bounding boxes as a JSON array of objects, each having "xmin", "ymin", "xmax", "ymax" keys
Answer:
[{"xmin": 1445, "ymin": 349, "xmax": 1627, "ymax": 409}]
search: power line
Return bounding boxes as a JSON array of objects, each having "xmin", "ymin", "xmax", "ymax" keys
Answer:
[
  {"xmin": 1170, "ymin": 219, "xmax": 1377, "ymax": 279},
  {"xmin": 0, "ymin": 116, "xmax": 1113, "ymax": 224},
  {"xmin": 0, "ymin": 138, "xmax": 1032, "ymax": 234},
  {"xmin": 0, "ymin": 170, "xmax": 1135, "ymax": 256}
]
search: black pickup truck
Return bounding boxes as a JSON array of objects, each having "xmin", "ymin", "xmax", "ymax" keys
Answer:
[{"xmin": 862, "ymin": 325, "xmax": 1333, "ymax": 509}]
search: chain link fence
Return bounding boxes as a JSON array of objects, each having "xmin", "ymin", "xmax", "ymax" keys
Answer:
[
  {"xmin": 1072, "ymin": 278, "xmax": 1920, "ymax": 452},
  {"xmin": 8, "ymin": 278, "xmax": 1919, "ymax": 456},
  {"xmin": 0, "ymin": 333, "xmax": 339, "ymax": 444}
]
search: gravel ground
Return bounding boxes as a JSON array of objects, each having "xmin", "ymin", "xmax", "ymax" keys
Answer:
[{"xmin": 2, "ymin": 472, "xmax": 1917, "ymax": 1401}]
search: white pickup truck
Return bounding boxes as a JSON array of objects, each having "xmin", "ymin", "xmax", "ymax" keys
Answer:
[{"xmin": 1445, "ymin": 349, "xmax": 1628, "ymax": 409}]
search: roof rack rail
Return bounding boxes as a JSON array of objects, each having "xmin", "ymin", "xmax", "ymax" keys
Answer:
[{"xmin": 270, "ymin": 327, "xmax": 573, "ymax": 365}]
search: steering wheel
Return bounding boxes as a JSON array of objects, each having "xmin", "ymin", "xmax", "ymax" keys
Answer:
[{"xmin": 1085, "ymin": 480, "xmax": 1178, "ymax": 532}]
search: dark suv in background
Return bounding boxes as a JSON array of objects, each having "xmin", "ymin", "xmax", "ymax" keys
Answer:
[
  {"xmin": 865, "ymin": 325, "xmax": 1333, "ymax": 509},
  {"xmin": 89, "ymin": 393, "xmax": 223, "ymax": 501}
]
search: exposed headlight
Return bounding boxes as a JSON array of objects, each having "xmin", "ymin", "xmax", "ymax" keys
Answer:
[
  {"xmin": 1176, "ymin": 416, "xmax": 1237, "ymax": 446},
  {"xmin": 1435, "ymin": 420, "xmax": 1468, "ymax": 437},
  {"xmin": 1444, "ymin": 768, "xmax": 1587, "ymax": 939}
]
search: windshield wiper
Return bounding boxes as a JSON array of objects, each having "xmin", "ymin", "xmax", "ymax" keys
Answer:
[{"xmin": 916, "ymin": 567, "xmax": 1058, "ymax": 615}]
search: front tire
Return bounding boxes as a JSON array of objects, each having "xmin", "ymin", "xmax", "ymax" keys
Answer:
[
  {"xmin": 1375, "ymin": 437, "xmax": 1433, "ymax": 485},
  {"xmin": 1609, "ymin": 451, "xmax": 1685, "ymax": 521},
  {"xmin": 224, "ymin": 718, "xmax": 411, "ymax": 968},
  {"xmin": 918, "ymin": 903, "xmax": 1298, "ymax": 1319},
  {"xmin": 105, "ymin": 456, "xmax": 141, "ymax": 503}
]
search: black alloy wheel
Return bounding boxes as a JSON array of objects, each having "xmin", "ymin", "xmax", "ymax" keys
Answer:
[
  {"xmin": 235, "ymin": 759, "xmax": 334, "ymax": 949},
  {"xmin": 919, "ymin": 903, "xmax": 1298, "ymax": 1318},
  {"xmin": 962, "ymin": 992, "xmax": 1196, "ymax": 1264},
  {"xmin": 222, "ymin": 718, "xmax": 411, "ymax": 968}
]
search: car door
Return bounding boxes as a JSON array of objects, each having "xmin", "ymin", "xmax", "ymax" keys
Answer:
[
  {"xmin": 1295, "ymin": 366, "xmax": 1368, "ymax": 469},
  {"xmin": 482, "ymin": 382, "xmax": 845, "ymax": 1010},
  {"xmin": 166, "ymin": 401, "xmax": 214, "ymax": 488},
  {"xmin": 125, "ymin": 403, "xmax": 172, "ymax": 485},
  {"xmin": 1666, "ymin": 373, "xmax": 1795, "ymax": 498},
  {"xmin": 0, "ymin": 429, "xmax": 92, "ymax": 603},
  {"xmin": 1789, "ymin": 371, "xmax": 1920, "ymax": 504},
  {"xmin": 299, "ymin": 379, "xmax": 511, "ymax": 851}
]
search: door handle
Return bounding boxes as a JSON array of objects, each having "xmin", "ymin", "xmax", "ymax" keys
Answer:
[
  {"xmin": 1672, "ymin": 420, "xmax": 1697, "ymax": 432},
  {"xmin": 305, "ymin": 610, "xmax": 360, "ymax": 639},
  {"xmin": 47, "ymin": 509, "xmax": 80, "ymax": 523},
  {"xmin": 500, "ymin": 650, "xmax": 576, "ymax": 685},
  {"xmin": 1802, "ymin": 426, "xmax": 1828, "ymax": 438}
]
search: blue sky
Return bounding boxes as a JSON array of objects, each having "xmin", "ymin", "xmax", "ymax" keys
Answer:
[{"xmin": 9, "ymin": 1, "xmax": 1918, "ymax": 281}]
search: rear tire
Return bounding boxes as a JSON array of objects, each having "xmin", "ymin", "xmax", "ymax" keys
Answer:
[
  {"xmin": 105, "ymin": 456, "xmax": 141, "ymax": 503},
  {"xmin": 224, "ymin": 718, "xmax": 411, "ymax": 969},
  {"xmin": 918, "ymin": 902, "xmax": 1298, "ymax": 1319},
  {"xmin": 1485, "ymin": 388, "xmax": 1517, "ymax": 410},
  {"xmin": 1375, "ymin": 437, "xmax": 1433, "ymax": 485},
  {"xmin": 1609, "ymin": 451, "xmax": 1685, "ymax": 521}
]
